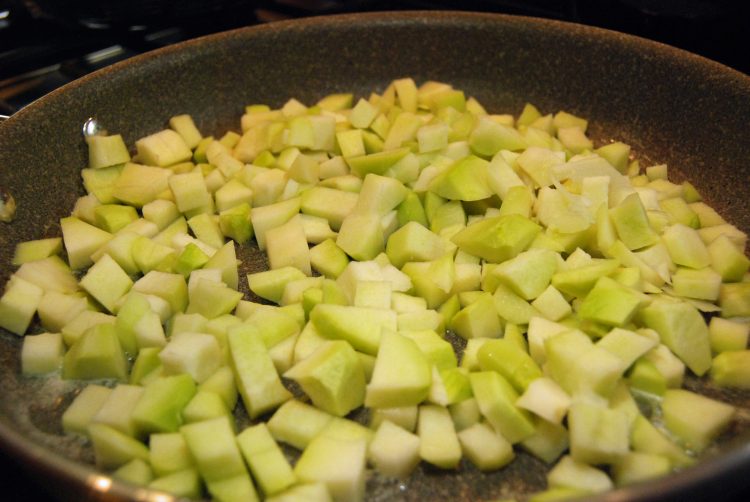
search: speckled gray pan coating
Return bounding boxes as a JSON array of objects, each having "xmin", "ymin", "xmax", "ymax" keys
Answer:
[{"xmin": 0, "ymin": 10, "xmax": 749, "ymax": 502}]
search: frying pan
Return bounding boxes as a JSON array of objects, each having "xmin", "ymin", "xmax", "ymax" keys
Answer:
[{"xmin": 1, "ymin": 10, "xmax": 749, "ymax": 502}]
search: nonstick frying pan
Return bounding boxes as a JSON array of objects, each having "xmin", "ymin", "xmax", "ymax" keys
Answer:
[{"xmin": 0, "ymin": 10, "xmax": 749, "ymax": 502}]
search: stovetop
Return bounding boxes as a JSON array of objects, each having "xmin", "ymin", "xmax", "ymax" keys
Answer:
[{"xmin": 1, "ymin": 0, "xmax": 747, "ymax": 115}]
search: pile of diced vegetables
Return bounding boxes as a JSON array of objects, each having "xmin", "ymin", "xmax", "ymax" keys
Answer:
[{"xmin": 1, "ymin": 78, "xmax": 749, "ymax": 502}]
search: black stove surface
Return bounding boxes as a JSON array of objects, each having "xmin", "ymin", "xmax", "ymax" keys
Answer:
[
  {"xmin": 1, "ymin": 0, "xmax": 747, "ymax": 115},
  {"xmin": 1, "ymin": 0, "xmax": 748, "ymax": 501}
]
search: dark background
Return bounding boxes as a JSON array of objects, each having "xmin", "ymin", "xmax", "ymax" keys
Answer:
[
  {"xmin": 0, "ymin": 0, "xmax": 748, "ymax": 501},
  {"xmin": 0, "ymin": 0, "xmax": 747, "ymax": 114}
]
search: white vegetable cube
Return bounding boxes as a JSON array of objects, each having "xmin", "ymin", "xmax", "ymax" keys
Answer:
[
  {"xmin": 182, "ymin": 390, "xmax": 230, "ymax": 424},
  {"xmin": 283, "ymin": 340, "xmax": 365, "ymax": 417},
  {"xmin": 393, "ymin": 78, "xmax": 418, "ymax": 112},
  {"xmin": 708, "ymin": 234, "xmax": 750, "ymax": 281},
  {"xmin": 250, "ymin": 168, "xmax": 287, "ymax": 207},
  {"xmin": 141, "ymin": 293, "xmax": 172, "ymax": 323},
  {"xmin": 168, "ymin": 171, "xmax": 212, "ymax": 214},
  {"xmin": 180, "ymin": 416, "xmax": 250, "ymax": 484},
  {"xmin": 149, "ymin": 433, "xmax": 195, "ymax": 478},
  {"xmin": 365, "ymin": 331, "xmax": 431, "ymax": 407},
  {"xmin": 111, "ymin": 163, "xmax": 172, "ymax": 208},
  {"xmin": 15, "ymin": 254, "xmax": 78, "ymax": 294},
  {"xmin": 390, "ymin": 292, "xmax": 426, "ymax": 314},
  {"xmin": 319, "ymin": 156, "xmax": 349, "ymax": 180},
  {"xmin": 368, "ymin": 420, "xmax": 421, "ymax": 478},
  {"xmin": 672, "ymin": 267, "xmax": 722, "ymax": 301},
  {"xmin": 449, "ymin": 398, "xmax": 481, "ymax": 432},
  {"xmin": 61, "ymin": 310, "xmax": 115, "ymax": 347},
  {"xmin": 460, "ymin": 337, "xmax": 493, "ymax": 371},
  {"xmin": 215, "ymin": 178, "xmax": 253, "ymax": 213},
  {"xmin": 369, "ymin": 406, "xmax": 419, "ymax": 432},
  {"xmin": 237, "ymin": 423, "xmax": 296, "ymax": 496},
  {"xmin": 62, "ymin": 384, "xmax": 112, "ymax": 435},
  {"xmin": 136, "ymin": 129, "xmax": 192, "ymax": 167},
  {"xmin": 299, "ymin": 214, "xmax": 336, "ymax": 245},
  {"xmin": 148, "ymin": 468, "xmax": 202, "ymax": 499},
  {"xmin": 86, "ymin": 134, "xmax": 131, "ymax": 169},
  {"xmin": 427, "ymin": 366, "xmax": 471, "ymax": 406},
  {"xmin": 88, "ymin": 423, "xmax": 150, "ymax": 470},
  {"xmin": 251, "ymin": 198, "xmax": 302, "ymax": 252},
  {"xmin": 11, "ymin": 237, "xmax": 63, "ymax": 266},
  {"xmin": 80, "ymin": 254, "xmax": 133, "ymax": 313},
  {"xmin": 228, "ymin": 325, "xmax": 292, "ymax": 419},
  {"xmin": 644, "ymin": 344, "xmax": 685, "ymax": 388},
  {"xmin": 515, "ymin": 377, "xmax": 571, "ymax": 425},
  {"xmin": 188, "ymin": 268, "xmax": 223, "ymax": 296},
  {"xmin": 169, "ymin": 114, "xmax": 203, "ymax": 149},
  {"xmin": 349, "ymin": 98, "xmax": 378, "ymax": 129},
  {"xmin": 206, "ymin": 140, "xmax": 244, "ymax": 178},
  {"xmin": 38, "ymin": 291, "xmax": 88, "ymax": 333},
  {"xmin": 452, "ymin": 263, "xmax": 482, "ymax": 294},
  {"xmin": 547, "ymin": 455, "xmax": 613, "ymax": 493},
  {"xmin": 613, "ymin": 452, "xmax": 672, "ymax": 486},
  {"xmin": 267, "ymin": 399, "xmax": 334, "ymax": 451},
  {"xmin": 318, "ymin": 416, "xmax": 373, "ymax": 444},
  {"xmin": 21, "ymin": 332, "xmax": 64, "ymax": 374},
  {"xmin": 113, "ymin": 458, "xmax": 153, "ymax": 486},
  {"xmin": 378, "ymin": 262, "xmax": 413, "ymax": 293},
  {"xmin": 61, "ymin": 215, "xmax": 114, "ymax": 271},
  {"xmin": 662, "ymin": 223, "xmax": 711, "ymax": 269},
  {"xmin": 596, "ymin": 327, "xmax": 658, "ymax": 369},
  {"xmin": 133, "ymin": 311, "xmax": 167, "ymax": 349},
  {"xmin": 709, "ymin": 317, "xmax": 749, "ymax": 353},
  {"xmin": 294, "ymin": 435, "xmax": 367, "ymax": 502},
  {"xmin": 418, "ymin": 404, "xmax": 462, "ymax": 469},
  {"xmin": 204, "ymin": 167, "xmax": 227, "ymax": 194},
  {"xmin": 557, "ymin": 126, "xmax": 593, "ymax": 154},
  {"xmin": 186, "ymin": 278, "xmax": 243, "ymax": 319},
  {"xmin": 568, "ymin": 401, "xmax": 629, "ymax": 465},
  {"xmin": 661, "ymin": 389, "xmax": 735, "ymax": 452},
  {"xmin": 457, "ymin": 421, "xmax": 514, "ymax": 471},
  {"xmin": 336, "ymin": 129, "xmax": 366, "ymax": 158},
  {"xmin": 266, "ymin": 482, "xmax": 332, "ymax": 502},
  {"xmin": 0, "ymin": 275, "xmax": 44, "ymax": 335},
  {"xmin": 287, "ymin": 116, "xmax": 314, "ymax": 148},
  {"xmin": 519, "ymin": 417, "xmax": 569, "ymax": 464},
  {"xmin": 159, "ymin": 332, "xmax": 222, "ymax": 383},
  {"xmin": 450, "ymin": 293, "xmax": 502, "ymax": 340},
  {"xmin": 417, "ymin": 122, "xmax": 450, "ymax": 153},
  {"xmin": 531, "ymin": 285, "xmax": 572, "ymax": 321},
  {"xmin": 92, "ymin": 384, "xmax": 145, "ymax": 437},
  {"xmin": 142, "ymin": 199, "xmax": 180, "ymax": 230},
  {"xmin": 265, "ymin": 215, "xmax": 311, "ymax": 275},
  {"xmin": 353, "ymin": 280, "xmax": 392, "ymax": 309}
]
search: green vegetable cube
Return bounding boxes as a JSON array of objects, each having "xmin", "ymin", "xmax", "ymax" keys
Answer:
[
  {"xmin": 62, "ymin": 323, "xmax": 127, "ymax": 381},
  {"xmin": 568, "ymin": 401, "xmax": 629, "ymax": 465},
  {"xmin": 457, "ymin": 421, "xmax": 514, "ymax": 471},
  {"xmin": 294, "ymin": 435, "xmax": 367, "ymax": 502},
  {"xmin": 88, "ymin": 423, "xmax": 149, "ymax": 470},
  {"xmin": 418, "ymin": 404, "xmax": 462, "ymax": 469},
  {"xmin": 469, "ymin": 371, "xmax": 535, "ymax": 443},
  {"xmin": 62, "ymin": 384, "xmax": 112, "ymax": 435},
  {"xmin": 284, "ymin": 340, "xmax": 365, "ymax": 416},
  {"xmin": 237, "ymin": 423, "xmax": 296, "ymax": 496},
  {"xmin": 710, "ymin": 351, "xmax": 750, "ymax": 389},
  {"xmin": 661, "ymin": 389, "xmax": 735, "ymax": 452}
]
